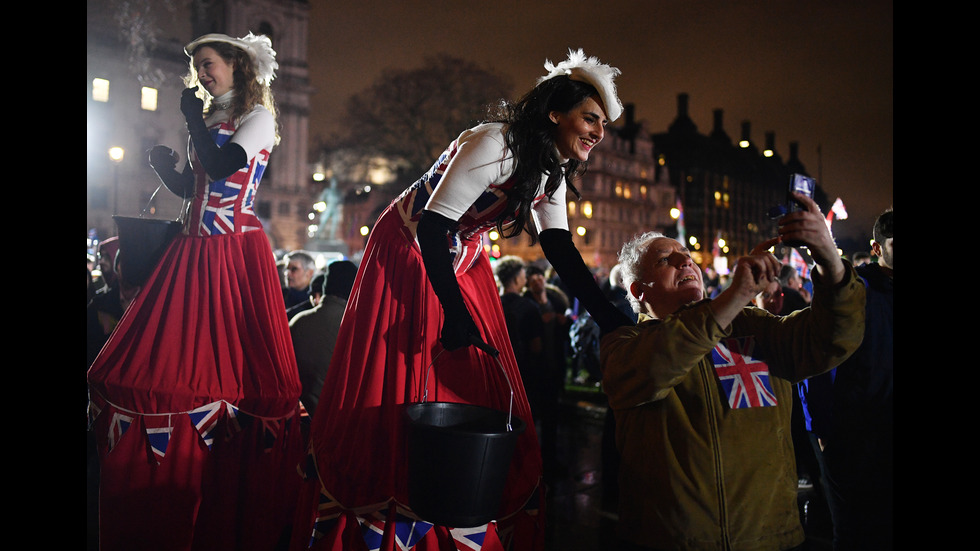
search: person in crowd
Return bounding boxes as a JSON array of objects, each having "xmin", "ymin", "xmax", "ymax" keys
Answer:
[
  {"xmin": 778, "ymin": 263, "xmax": 810, "ymax": 314},
  {"xmin": 93, "ymin": 236, "xmax": 120, "ymax": 293},
  {"xmin": 87, "ymin": 32, "xmax": 303, "ymax": 551},
  {"xmin": 289, "ymin": 49, "xmax": 633, "ymax": 550},
  {"xmin": 289, "ymin": 260, "xmax": 357, "ymax": 418},
  {"xmin": 495, "ymin": 255, "xmax": 544, "ymax": 379},
  {"xmin": 86, "ymin": 253, "xmax": 141, "ymax": 368},
  {"xmin": 287, "ymin": 271, "xmax": 325, "ymax": 321},
  {"xmin": 282, "ymin": 250, "xmax": 317, "ymax": 310},
  {"xmin": 752, "ymin": 277, "xmax": 785, "ymax": 315},
  {"xmin": 599, "ymin": 192, "xmax": 865, "ymax": 551},
  {"xmin": 850, "ymin": 250, "xmax": 871, "ymax": 266},
  {"xmin": 799, "ymin": 208, "xmax": 893, "ymax": 550}
]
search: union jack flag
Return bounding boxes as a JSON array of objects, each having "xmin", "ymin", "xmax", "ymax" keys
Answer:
[
  {"xmin": 451, "ymin": 524, "xmax": 489, "ymax": 551},
  {"xmin": 144, "ymin": 415, "xmax": 174, "ymax": 464},
  {"xmin": 188, "ymin": 402, "xmax": 223, "ymax": 449},
  {"xmin": 712, "ymin": 336, "xmax": 778, "ymax": 408},
  {"xmin": 357, "ymin": 509, "xmax": 434, "ymax": 551},
  {"xmin": 309, "ymin": 488, "xmax": 344, "ymax": 546},
  {"xmin": 107, "ymin": 410, "xmax": 134, "ymax": 453},
  {"xmin": 224, "ymin": 403, "xmax": 241, "ymax": 442},
  {"xmin": 357, "ymin": 510, "xmax": 387, "ymax": 551}
]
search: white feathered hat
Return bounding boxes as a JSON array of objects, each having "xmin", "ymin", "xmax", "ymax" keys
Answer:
[
  {"xmin": 537, "ymin": 48, "xmax": 623, "ymax": 122},
  {"xmin": 184, "ymin": 32, "xmax": 278, "ymax": 87}
]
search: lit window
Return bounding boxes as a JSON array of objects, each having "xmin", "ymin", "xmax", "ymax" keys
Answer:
[
  {"xmin": 92, "ymin": 78, "xmax": 110, "ymax": 102},
  {"xmin": 141, "ymin": 87, "xmax": 158, "ymax": 111}
]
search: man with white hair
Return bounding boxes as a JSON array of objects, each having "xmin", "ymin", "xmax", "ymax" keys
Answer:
[{"xmin": 601, "ymin": 193, "xmax": 865, "ymax": 551}]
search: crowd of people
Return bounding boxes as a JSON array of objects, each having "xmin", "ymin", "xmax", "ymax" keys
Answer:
[{"xmin": 85, "ymin": 32, "xmax": 893, "ymax": 551}]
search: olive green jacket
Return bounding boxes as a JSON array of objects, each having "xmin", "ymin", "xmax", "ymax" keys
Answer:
[{"xmin": 601, "ymin": 265, "xmax": 865, "ymax": 550}]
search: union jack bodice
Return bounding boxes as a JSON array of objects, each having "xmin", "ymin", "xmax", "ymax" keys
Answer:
[
  {"xmin": 186, "ymin": 119, "xmax": 269, "ymax": 236},
  {"xmin": 392, "ymin": 137, "xmax": 523, "ymax": 275}
]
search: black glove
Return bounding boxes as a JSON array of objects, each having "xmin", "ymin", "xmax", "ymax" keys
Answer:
[
  {"xmin": 180, "ymin": 86, "xmax": 205, "ymax": 121},
  {"xmin": 540, "ymin": 228, "xmax": 634, "ymax": 335},
  {"xmin": 181, "ymin": 87, "xmax": 248, "ymax": 181},
  {"xmin": 147, "ymin": 145, "xmax": 195, "ymax": 198},
  {"xmin": 417, "ymin": 210, "xmax": 486, "ymax": 352}
]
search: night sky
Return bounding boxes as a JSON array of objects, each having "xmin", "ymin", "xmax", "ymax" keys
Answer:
[{"xmin": 306, "ymin": 1, "xmax": 893, "ymax": 245}]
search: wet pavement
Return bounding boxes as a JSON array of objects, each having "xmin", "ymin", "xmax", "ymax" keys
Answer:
[{"xmin": 544, "ymin": 387, "xmax": 835, "ymax": 551}]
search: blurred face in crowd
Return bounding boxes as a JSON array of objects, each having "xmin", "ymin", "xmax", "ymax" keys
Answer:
[
  {"xmin": 874, "ymin": 236, "xmax": 893, "ymax": 271},
  {"xmin": 286, "ymin": 260, "xmax": 314, "ymax": 291},
  {"xmin": 629, "ymin": 237, "xmax": 704, "ymax": 317},
  {"xmin": 526, "ymin": 271, "xmax": 547, "ymax": 295},
  {"xmin": 549, "ymin": 96, "xmax": 607, "ymax": 162},
  {"xmin": 753, "ymin": 279, "xmax": 784, "ymax": 315}
]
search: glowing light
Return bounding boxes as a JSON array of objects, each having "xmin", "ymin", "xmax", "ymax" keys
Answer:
[
  {"xmin": 92, "ymin": 78, "xmax": 109, "ymax": 102},
  {"xmin": 140, "ymin": 87, "xmax": 158, "ymax": 111},
  {"xmin": 108, "ymin": 147, "xmax": 125, "ymax": 163},
  {"xmin": 359, "ymin": 226, "xmax": 370, "ymax": 236},
  {"xmin": 576, "ymin": 226, "xmax": 587, "ymax": 236}
]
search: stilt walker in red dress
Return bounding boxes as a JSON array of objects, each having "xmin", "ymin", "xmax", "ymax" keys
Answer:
[
  {"xmin": 289, "ymin": 49, "xmax": 633, "ymax": 551},
  {"xmin": 87, "ymin": 32, "xmax": 304, "ymax": 551}
]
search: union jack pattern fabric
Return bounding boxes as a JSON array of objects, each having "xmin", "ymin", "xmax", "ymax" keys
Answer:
[
  {"xmin": 107, "ymin": 410, "xmax": 134, "ymax": 453},
  {"xmin": 711, "ymin": 336, "xmax": 778, "ymax": 408},
  {"xmin": 308, "ymin": 487, "xmax": 344, "ymax": 546},
  {"xmin": 450, "ymin": 524, "xmax": 490, "ymax": 551},
  {"xmin": 223, "ymin": 402, "xmax": 241, "ymax": 442},
  {"xmin": 356, "ymin": 508, "xmax": 434, "ymax": 551},
  {"xmin": 188, "ymin": 402, "xmax": 224, "ymax": 449},
  {"xmin": 144, "ymin": 415, "xmax": 175, "ymax": 464},
  {"xmin": 187, "ymin": 121, "xmax": 268, "ymax": 237},
  {"xmin": 393, "ymin": 138, "xmax": 517, "ymax": 276}
]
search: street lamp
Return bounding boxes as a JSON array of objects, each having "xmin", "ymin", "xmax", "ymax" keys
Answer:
[{"xmin": 109, "ymin": 146, "xmax": 125, "ymax": 215}]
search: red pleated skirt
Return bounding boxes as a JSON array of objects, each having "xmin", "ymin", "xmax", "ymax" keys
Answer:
[
  {"xmin": 289, "ymin": 205, "xmax": 545, "ymax": 550},
  {"xmin": 88, "ymin": 229, "xmax": 304, "ymax": 551}
]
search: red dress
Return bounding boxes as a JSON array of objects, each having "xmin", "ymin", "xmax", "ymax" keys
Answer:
[
  {"xmin": 290, "ymin": 126, "xmax": 546, "ymax": 551},
  {"xmin": 87, "ymin": 107, "xmax": 304, "ymax": 551}
]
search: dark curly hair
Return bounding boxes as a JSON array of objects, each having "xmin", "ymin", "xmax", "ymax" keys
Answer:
[{"xmin": 486, "ymin": 75, "xmax": 601, "ymax": 245}]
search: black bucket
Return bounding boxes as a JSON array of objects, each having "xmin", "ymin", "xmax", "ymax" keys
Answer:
[
  {"xmin": 405, "ymin": 401, "xmax": 525, "ymax": 527},
  {"xmin": 112, "ymin": 216, "xmax": 181, "ymax": 287}
]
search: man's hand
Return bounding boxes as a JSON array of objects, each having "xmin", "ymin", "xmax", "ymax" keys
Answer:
[
  {"xmin": 709, "ymin": 238, "xmax": 782, "ymax": 327},
  {"xmin": 778, "ymin": 193, "xmax": 845, "ymax": 284}
]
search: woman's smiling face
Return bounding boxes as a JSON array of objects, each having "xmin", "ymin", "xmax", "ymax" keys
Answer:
[
  {"xmin": 192, "ymin": 46, "xmax": 235, "ymax": 98},
  {"xmin": 549, "ymin": 95, "xmax": 607, "ymax": 161}
]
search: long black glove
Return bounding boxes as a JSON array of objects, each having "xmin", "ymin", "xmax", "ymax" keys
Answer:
[
  {"xmin": 417, "ymin": 210, "xmax": 492, "ymax": 352},
  {"xmin": 148, "ymin": 146, "xmax": 195, "ymax": 198},
  {"xmin": 181, "ymin": 87, "xmax": 248, "ymax": 181},
  {"xmin": 539, "ymin": 228, "xmax": 634, "ymax": 335}
]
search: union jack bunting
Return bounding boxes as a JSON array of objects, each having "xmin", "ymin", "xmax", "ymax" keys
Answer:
[
  {"xmin": 357, "ymin": 509, "xmax": 435, "ymax": 551},
  {"xmin": 188, "ymin": 402, "xmax": 223, "ymax": 449},
  {"xmin": 309, "ymin": 488, "xmax": 343, "ymax": 546},
  {"xmin": 391, "ymin": 513, "xmax": 433, "ymax": 551},
  {"xmin": 87, "ymin": 399, "xmax": 103, "ymax": 430},
  {"xmin": 144, "ymin": 415, "xmax": 175, "ymax": 464},
  {"xmin": 450, "ymin": 524, "xmax": 489, "ymax": 551},
  {"xmin": 357, "ymin": 510, "xmax": 387, "ymax": 551},
  {"xmin": 712, "ymin": 336, "xmax": 778, "ymax": 408},
  {"xmin": 107, "ymin": 410, "xmax": 134, "ymax": 453},
  {"xmin": 261, "ymin": 418, "xmax": 280, "ymax": 452},
  {"xmin": 224, "ymin": 402, "xmax": 241, "ymax": 442}
]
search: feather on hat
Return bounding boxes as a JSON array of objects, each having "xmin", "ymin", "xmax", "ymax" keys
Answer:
[
  {"xmin": 184, "ymin": 32, "xmax": 278, "ymax": 87},
  {"xmin": 537, "ymin": 48, "xmax": 623, "ymax": 122}
]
